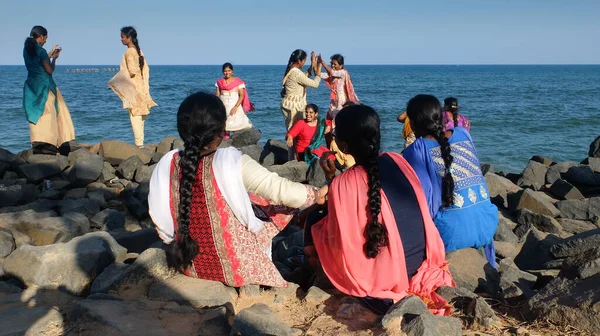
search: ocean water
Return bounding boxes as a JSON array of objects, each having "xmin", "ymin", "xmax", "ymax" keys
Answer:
[{"xmin": 1, "ymin": 64, "xmax": 599, "ymax": 172}]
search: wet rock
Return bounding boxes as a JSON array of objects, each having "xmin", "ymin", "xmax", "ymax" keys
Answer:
[
  {"xmin": 0, "ymin": 179, "xmax": 37, "ymax": 207},
  {"xmin": 238, "ymin": 144, "xmax": 263, "ymax": 162},
  {"xmin": 91, "ymin": 209, "xmax": 125, "ymax": 231},
  {"xmin": 3, "ymin": 231, "xmax": 127, "ymax": 295},
  {"xmin": 304, "ymin": 286, "xmax": 331, "ymax": 305},
  {"xmin": 514, "ymin": 227, "xmax": 563, "ymax": 270},
  {"xmin": 550, "ymin": 228, "xmax": 600, "ymax": 258},
  {"xmin": 59, "ymin": 197, "xmax": 101, "ymax": 218},
  {"xmin": 556, "ymin": 197, "xmax": 600, "ymax": 221},
  {"xmin": 231, "ymin": 303, "xmax": 292, "ymax": 336},
  {"xmin": 0, "ymin": 306, "xmax": 64, "ymax": 336},
  {"xmin": 267, "ymin": 160, "xmax": 308, "ymax": 183},
  {"xmin": 557, "ymin": 218, "xmax": 598, "ymax": 234},
  {"xmin": 561, "ymin": 246, "xmax": 600, "ymax": 279},
  {"xmin": 112, "ymin": 228, "xmax": 160, "ymax": 253},
  {"xmin": 0, "ymin": 228, "xmax": 15, "ymax": 257},
  {"xmin": 588, "ymin": 135, "xmax": 600, "ymax": 158},
  {"xmin": 99, "ymin": 140, "xmax": 152, "ymax": 165},
  {"xmin": 516, "ymin": 208, "xmax": 563, "ymax": 235},
  {"xmin": 518, "ymin": 160, "xmax": 548, "ymax": 190},
  {"xmin": 494, "ymin": 214, "xmax": 519, "ymax": 243},
  {"xmin": 134, "ymin": 164, "xmax": 155, "ymax": 183},
  {"xmin": 527, "ymin": 274, "xmax": 600, "ymax": 335},
  {"xmin": 549, "ymin": 179, "xmax": 584, "ymax": 200},
  {"xmin": 382, "ymin": 295, "xmax": 430, "ymax": 331},
  {"xmin": 148, "ymin": 274, "xmax": 235, "ymax": 308},
  {"xmin": 117, "ymin": 155, "xmax": 144, "ymax": 180},
  {"xmin": 12, "ymin": 212, "xmax": 90, "ymax": 246},
  {"xmin": 485, "ymin": 173, "xmax": 522, "ymax": 208},
  {"xmin": 546, "ymin": 161, "xmax": 578, "ymax": 185},
  {"xmin": 265, "ymin": 139, "xmax": 291, "ymax": 165},
  {"xmin": 447, "ymin": 248, "xmax": 498, "ymax": 294},
  {"xmin": 498, "ymin": 258, "xmax": 537, "ymax": 298},
  {"xmin": 563, "ymin": 165, "xmax": 600, "ymax": 187},
  {"xmin": 232, "ymin": 128, "xmax": 262, "ymax": 148},
  {"xmin": 68, "ymin": 153, "xmax": 104, "ymax": 187},
  {"xmin": 402, "ymin": 314, "xmax": 462, "ymax": 336},
  {"xmin": 508, "ymin": 189, "xmax": 561, "ymax": 217},
  {"xmin": 18, "ymin": 156, "xmax": 68, "ymax": 183}
]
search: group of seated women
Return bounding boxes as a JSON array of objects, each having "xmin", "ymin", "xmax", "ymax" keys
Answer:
[{"xmin": 148, "ymin": 92, "xmax": 498, "ymax": 316}]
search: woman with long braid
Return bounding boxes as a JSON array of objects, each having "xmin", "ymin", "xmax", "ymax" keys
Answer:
[
  {"xmin": 307, "ymin": 104, "xmax": 454, "ymax": 316},
  {"xmin": 442, "ymin": 97, "xmax": 471, "ymax": 131},
  {"xmin": 148, "ymin": 92, "xmax": 325, "ymax": 287},
  {"xmin": 280, "ymin": 49, "xmax": 322, "ymax": 131},
  {"xmin": 403, "ymin": 95, "xmax": 497, "ymax": 267},
  {"xmin": 108, "ymin": 26, "xmax": 157, "ymax": 148}
]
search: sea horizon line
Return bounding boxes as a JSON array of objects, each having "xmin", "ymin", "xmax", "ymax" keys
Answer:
[{"xmin": 1, "ymin": 63, "xmax": 600, "ymax": 67}]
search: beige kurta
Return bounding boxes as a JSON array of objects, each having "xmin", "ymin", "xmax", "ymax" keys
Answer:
[
  {"xmin": 108, "ymin": 48, "xmax": 157, "ymax": 116},
  {"xmin": 281, "ymin": 68, "xmax": 321, "ymax": 130}
]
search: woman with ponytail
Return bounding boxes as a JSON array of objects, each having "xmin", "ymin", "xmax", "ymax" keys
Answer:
[
  {"xmin": 148, "ymin": 92, "xmax": 325, "ymax": 287},
  {"xmin": 308, "ymin": 104, "xmax": 454, "ymax": 316},
  {"xmin": 403, "ymin": 94, "xmax": 497, "ymax": 268},
  {"xmin": 108, "ymin": 26, "xmax": 157, "ymax": 148},
  {"xmin": 23, "ymin": 25, "xmax": 75, "ymax": 155},
  {"xmin": 442, "ymin": 97, "xmax": 471, "ymax": 131},
  {"xmin": 281, "ymin": 49, "xmax": 322, "ymax": 131}
]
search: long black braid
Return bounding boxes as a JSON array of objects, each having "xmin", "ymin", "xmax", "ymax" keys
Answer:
[{"xmin": 120, "ymin": 26, "xmax": 145, "ymax": 77}]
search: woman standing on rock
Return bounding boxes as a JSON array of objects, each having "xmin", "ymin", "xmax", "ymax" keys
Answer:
[
  {"xmin": 23, "ymin": 25, "xmax": 75, "ymax": 155},
  {"xmin": 148, "ymin": 92, "xmax": 326, "ymax": 288},
  {"xmin": 215, "ymin": 62, "xmax": 253, "ymax": 138},
  {"xmin": 108, "ymin": 26, "xmax": 157, "ymax": 148},
  {"xmin": 306, "ymin": 104, "xmax": 455, "ymax": 315},
  {"xmin": 320, "ymin": 54, "xmax": 360, "ymax": 124},
  {"xmin": 281, "ymin": 49, "xmax": 322, "ymax": 131},
  {"xmin": 403, "ymin": 94, "xmax": 497, "ymax": 266}
]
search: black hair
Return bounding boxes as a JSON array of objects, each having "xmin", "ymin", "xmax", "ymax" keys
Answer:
[
  {"xmin": 443, "ymin": 97, "xmax": 459, "ymax": 128},
  {"xmin": 334, "ymin": 104, "xmax": 388, "ymax": 258},
  {"xmin": 407, "ymin": 94, "xmax": 455, "ymax": 208},
  {"xmin": 120, "ymin": 26, "xmax": 144, "ymax": 76},
  {"xmin": 222, "ymin": 62, "xmax": 233, "ymax": 72},
  {"xmin": 330, "ymin": 54, "xmax": 344, "ymax": 68},
  {"xmin": 281, "ymin": 49, "xmax": 307, "ymax": 98},
  {"xmin": 166, "ymin": 92, "xmax": 227, "ymax": 272},
  {"xmin": 306, "ymin": 103, "xmax": 319, "ymax": 114},
  {"xmin": 25, "ymin": 26, "xmax": 48, "ymax": 57}
]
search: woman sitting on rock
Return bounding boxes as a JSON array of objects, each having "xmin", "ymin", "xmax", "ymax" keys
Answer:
[
  {"xmin": 403, "ymin": 94, "xmax": 497, "ymax": 267},
  {"xmin": 148, "ymin": 92, "xmax": 325, "ymax": 288},
  {"xmin": 307, "ymin": 104, "xmax": 455, "ymax": 315},
  {"xmin": 286, "ymin": 103, "xmax": 329, "ymax": 162}
]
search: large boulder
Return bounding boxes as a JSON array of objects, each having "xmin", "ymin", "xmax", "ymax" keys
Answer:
[
  {"xmin": 18, "ymin": 156, "xmax": 68, "ymax": 183},
  {"xmin": 59, "ymin": 198, "xmax": 101, "ymax": 218},
  {"xmin": 555, "ymin": 197, "xmax": 600, "ymax": 221},
  {"xmin": 0, "ymin": 199, "xmax": 59, "ymax": 215},
  {"xmin": 3, "ymin": 231, "xmax": 127, "ymax": 295},
  {"xmin": 447, "ymin": 248, "xmax": 498, "ymax": 294},
  {"xmin": 231, "ymin": 128, "xmax": 262, "ymax": 148},
  {"xmin": 231, "ymin": 303, "xmax": 292, "ymax": 336},
  {"xmin": 557, "ymin": 218, "xmax": 598, "ymax": 235},
  {"xmin": 117, "ymin": 155, "xmax": 144, "ymax": 181},
  {"xmin": 157, "ymin": 136, "xmax": 180, "ymax": 154},
  {"xmin": 148, "ymin": 274, "xmax": 235, "ymax": 309},
  {"xmin": 306, "ymin": 160, "xmax": 327, "ymax": 187},
  {"xmin": 494, "ymin": 213, "xmax": 519, "ymax": 244},
  {"xmin": 514, "ymin": 227, "xmax": 563, "ymax": 271},
  {"xmin": 91, "ymin": 209, "xmax": 125, "ymax": 231},
  {"xmin": 550, "ymin": 228, "xmax": 600, "ymax": 258},
  {"xmin": 546, "ymin": 161, "xmax": 577, "ymax": 185},
  {"xmin": 518, "ymin": 160, "xmax": 548, "ymax": 191},
  {"xmin": 508, "ymin": 189, "xmax": 561, "ymax": 217},
  {"xmin": 516, "ymin": 208, "xmax": 563, "ymax": 235},
  {"xmin": 99, "ymin": 140, "xmax": 151, "ymax": 166},
  {"xmin": 0, "ymin": 147, "xmax": 17, "ymax": 164},
  {"xmin": 485, "ymin": 173, "xmax": 522, "ymax": 208},
  {"xmin": 586, "ymin": 157, "xmax": 600, "ymax": 173},
  {"xmin": 527, "ymin": 274, "xmax": 600, "ymax": 335},
  {"xmin": 267, "ymin": 161, "xmax": 308, "ymax": 183},
  {"xmin": 0, "ymin": 179, "xmax": 36, "ymax": 207},
  {"xmin": 264, "ymin": 139, "xmax": 292, "ymax": 165},
  {"xmin": 134, "ymin": 164, "xmax": 156, "ymax": 183},
  {"xmin": 561, "ymin": 246, "xmax": 600, "ymax": 279},
  {"xmin": 563, "ymin": 165, "xmax": 600, "ymax": 187},
  {"xmin": 382, "ymin": 295, "xmax": 430, "ymax": 331},
  {"xmin": 498, "ymin": 258, "xmax": 537, "ymax": 298},
  {"xmin": 68, "ymin": 153, "xmax": 104, "ymax": 187},
  {"xmin": 549, "ymin": 179, "xmax": 584, "ymax": 200},
  {"xmin": 99, "ymin": 161, "xmax": 116, "ymax": 182},
  {"xmin": 238, "ymin": 144, "xmax": 263, "ymax": 163},
  {"xmin": 12, "ymin": 212, "xmax": 90, "ymax": 246},
  {"xmin": 588, "ymin": 135, "xmax": 600, "ymax": 158}
]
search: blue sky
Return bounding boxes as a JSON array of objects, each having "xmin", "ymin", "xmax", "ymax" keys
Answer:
[{"xmin": 1, "ymin": 0, "xmax": 598, "ymax": 65}]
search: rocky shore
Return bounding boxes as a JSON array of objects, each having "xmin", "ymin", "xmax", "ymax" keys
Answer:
[{"xmin": 1, "ymin": 131, "xmax": 599, "ymax": 336}]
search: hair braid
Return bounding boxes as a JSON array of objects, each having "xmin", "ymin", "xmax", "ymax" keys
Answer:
[
  {"xmin": 131, "ymin": 37, "xmax": 144, "ymax": 77},
  {"xmin": 363, "ymin": 149, "xmax": 388, "ymax": 258},
  {"xmin": 434, "ymin": 124, "xmax": 455, "ymax": 207},
  {"xmin": 451, "ymin": 108, "xmax": 459, "ymax": 128}
]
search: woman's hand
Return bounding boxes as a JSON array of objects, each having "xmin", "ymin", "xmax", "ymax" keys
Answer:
[
  {"xmin": 230, "ymin": 105, "xmax": 239, "ymax": 115},
  {"xmin": 286, "ymin": 136, "xmax": 294, "ymax": 148},
  {"xmin": 319, "ymin": 151, "xmax": 337, "ymax": 180},
  {"xmin": 311, "ymin": 51, "xmax": 317, "ymax": 65},
  {"xmin": 317, "ymin": 185, "xmax": 328, "ymax": 205}
]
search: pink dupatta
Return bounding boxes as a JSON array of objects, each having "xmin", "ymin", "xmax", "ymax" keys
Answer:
[
  {"xmin": 216, "ymin": 77, "xmax": 255, "ymax": 113},
  {"xmin": 311, "ymin": 152, "xmax": 455, "ymax": 315},
  {"xmin": 324, "ymin": 69, "xmax": 360, "ymax": 105}
]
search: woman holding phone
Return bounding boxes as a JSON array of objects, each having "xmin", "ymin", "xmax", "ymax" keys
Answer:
[{"xmin": 23, "ymin": 25, "xmax": 75, "ymax": 155}]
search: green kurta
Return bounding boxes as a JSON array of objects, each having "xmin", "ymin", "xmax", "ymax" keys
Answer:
[{"xmin": 23, "ymin": 44, "xmax": 57, "ymax": 124}]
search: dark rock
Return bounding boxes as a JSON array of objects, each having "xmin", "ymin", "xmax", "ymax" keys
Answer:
[
  {"xmin": 508, "ymin": 189, "xmax": 561, "ymax": 217},
  {"xmin": 303, "ymin": 286, "xmax": 331, "ymax": 305},
  {"xmin": 306, "ymin": 160, "xmax": 327, "ymax": 187},
  {"xmin": 172, "ymin": 138, "xmax": 184, "ymax": 150},
  {"xmin": 467, "ymin": 297, "xmax": 498, "ymax": 327},
  {"xmin": 65, "ymin": 187, "xmax": 87, "ymax": 199},
  {"xmin": 531, "ymin": 155, "xmax": 553, "ymax": 166},
  {"xmin": 485, "ymin": 173, "xmax": 522, "ymax": 208},
  {"xmin": 556, "ymin": 197, "xmax": 600, "ymax": 221},
  {"xmin": 238, "ymin": 144, "xmax": 263, "ymax": 162},
  {"xmin": 546, "ymin": 161, "xmax": 578, "ymax": 185},
  {"xmin": 151, "ymin": 151, "xmax": 166, "ymax": 164},
  {"xmin": 557, "ymin": 218, "xmax": 598, "ymax": 235},
  {"xmin": 88, "ymin": 190, "xmax": 106, "ymax": 207},
  {"xmin": 197, "ymin": 306, "xmax": 231, "ymax": 336},
  {"xmin": 549, "ymin": 179, "xmax": 584, "ymax": 200},
  {"xmin": 382, "ymin": 295, "xmax": 431, "ymax": 332},
  {"xmin": 117, "ymin": 155, "xmax": 144, "ymax": 180},
  {"xmin": 435, "ymin": 286, "xmax": 476, "ymax": 310},
  {"xmin": 563, "ymin": 165, "xmax": 600, "ymax": 187},
  {"xmin": 0, "ymin": 148, "xmax": 17, "ymax": 163},
  {"xmin": 0, "ymin": 228, "xmax": 15, "ymax": 258},
  {"xmin": 518, "ymin": 160, "xmax": 548, "ymax": 191},
  {"xmin": 0, "ymin": 179, "xmax": 36, "ymax": 207},
  {"xmin": 588, "ymin": 135, "xmax": 600, "ymax": 158},
  {"xmin": 550, "ymin": 228, "xmax": 600, "ymax": 258},
  {"xmin": 267, "ymin": 160, "xmax": 308, "ymax": 183},
  {"xmin": 124, "ymin": 196, "xmax": 148, "ymax": 220},
  {"xmin": 232, "ymin": 128, "xmax": 262, "ymax": 148},
  {"xmin": 112, "ymin": 228, "xmax": 160, "ymax": 253},
  {"xmin": 265, "ymin": 139, "xmax": 291, "ymax": 165},
  {"xmin": 134, "ymin": 164, "xmax": 155, "ymax": 183},
  {"xmin": 498, "ymin": 259, "xmax": 537, "ymax": 298},
  {"xmin": 88, "ymin": 182, "xmax": 119, "ymax": 200},
  {"xmin": 37, "ymin": 189, "xmax": 63, "ymax": 200},
  {"xmin": 585, "ymin": 157, "xmax": 600, "ymax": 173},
  {"xmin": 18, "ymin": 156, "xmax": 68, "ymax": 183},
  {"xmin": 402, "ymin": 314, "xmax": 462, "ymax": 336},
  {"xmin": 259, "ymin": 148, "xmax": 275, "ymax": 167},
  {"xmin": 480, "ymin": 163, "xmax": 494, "ymax": 176},
  {"xmin": 0, "ymin": 161, "xmax": 10, "ymax": 177},
  {"xmin": 99, "ymin": 161, "xmax": 116, "ymax": 182},
  {"xmin": 148, "ymin": 274, "xmax": 235, "ymax": 308},
  {"xmin": 91, "ymin": 209, "xmax": 125, "ymax": 231},
  {"xmin": 561, "ymin": 246, "xmax": 600, "ymax": 279},
  {"xmin": 231, "ymin": 303, "xmax": 292, "ymax": 336},
  {"xmin": 157, "ymin": 136, "xmax": 179, "ymax": 154},
  {"xmin": 59, "ymin": 198, "xmax": 101, "ymax": 218},
  {"xmin": 3, "ymin": 231, "xmax": 126, "ymax": 295},
  {"xmin": 0, "ymin": 199, "xmax": 59, "ymax": 215},
  {"xmin": 494, "ymin": 214, "xmax": 519, "ymax": 243},
  {"xmin": 217, "ymin": 138, "xmax": 232, "ymax": 149},
  {"xmin": 0, "ymin": 280, "xmax": 22, "ymax": 294},
  {"xmin": 527, "ymin": 274, "xmax": 600, "ymax": 335},
  {"xmin": 516, "ymin": 208, "xmax": 563, "ymax": 235},
  {"xmin": 447, "ymin": 248, "xmax": 499, "ymax": 294},
  {"xmin": 68, "ymin": 153, "xmax": 104, "ymax": 187},
  {"xmin": 99, "ymin": 140, "xmax": 152, "ymax": 165},
  {"xmin": 542, "ymin": 259, "xmax": 565, "ymax": 269},
  {"xmin": 514, "ymin": 227, "xmax": 564, "ymax": 271},
  {"xmin": 67, "ymin": 148, "xmax": 92, "ymax": 166}
]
